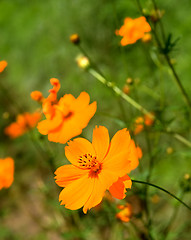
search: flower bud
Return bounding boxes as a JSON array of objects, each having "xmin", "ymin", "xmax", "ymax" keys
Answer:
[
  {"xmin": 31, "ymin": 91, "xmax": 44, "ymax": 102},
  {"xmin": 70, "ymin": 34, "xmax": 80, "ymax": 45},
  {"xmin": 76, "ymin": 55, "xmax": 90, "ymax": 69}
]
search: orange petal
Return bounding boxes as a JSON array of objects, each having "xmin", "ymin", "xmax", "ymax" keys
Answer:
[
  {"xmin": 55, "ymin": 165, "xmax": 89, "ymax": 187},
  {"xmin": 25, "ymin": 112, "xmax": 41, "ymax": 128},
  {"xmin": 83, "ymin": 170, "xmax": 118, "ymax": 213},
  {"xmin": 92, "ymin": 126, "xmax": 110, "ymax": 161},
  {"xmin": 103, "ymin": 129, "xmax": 138, "ymax": 176},
  {"xmin": 59, "ymin": 174, "xmax": 94, "ymax": 211},
  {"xmin": 109, "ymin": 175, "xmax": 131, "ymax": 199},
  {"xmin": 0, "ymin": 60, "xmax": 8, "ymax": 72},
  {"xmin": 48, "ymin": 101, "xmax": 97, "ymax": 144},
  {"xmin": 71, "ymin": 92, "xmax": 90, "ymax": 111},
  {"xmin": 37, "ymin": 110, "xmax": 63, "ymax": 135},
  {"xmin": 127, "ymin": 140, "xmax": 139, "ymax": 172},
  {"xmin": 58, "ymin": 94, "xmax": 75, "ymax": 107},
  {"xmin": 65, "ymin": 138, "xmax": 96, "ymax": 166}
]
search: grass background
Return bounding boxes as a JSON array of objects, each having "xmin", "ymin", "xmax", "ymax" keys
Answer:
[{"xmin": 0, "ymin": 0, "xmax": 191, "ymax": 239}]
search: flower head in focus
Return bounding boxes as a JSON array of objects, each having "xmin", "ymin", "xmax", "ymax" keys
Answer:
[
  {"xmin": 0, "ymin": 60, "xmax": 8, "ymax": 73},
  {"xmin": 116, "ymin": 203, "xmax": 132, "ymax": 222},
  {"xmin": 0, "ymin": 157, "xmax": 14, "ymax": 190},
  {"xmin": 32, "ymin": 78, "xmax": 97, "ymax": 144},
  {"xmin": 55, "ymin": 126, "xmax": 139, "ymax": 213},
  {"xmin": 116, "ymin": 16, "xmax": 151, "ymax": 46},
  {"xmin": 4, "ymin": 112, "xmax": 41, "ymax": 138}
]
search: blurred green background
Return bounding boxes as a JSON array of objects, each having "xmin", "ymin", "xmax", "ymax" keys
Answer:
[{"xmin": 0, "ymin": 0, "xmax": 191, "ymax": 239}]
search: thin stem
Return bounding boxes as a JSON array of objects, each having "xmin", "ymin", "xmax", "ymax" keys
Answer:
[
  {"xmin": 136, "ymin": 0, "xmax": 191, "ymax": 110},
  {"xmin": 132, "ymin": 180, "xmax": 191, "ymax": 211},
  {"xmin": 89, "ymin": 68, "xmax": 153, "ymax": 117},
  {"xmin": 88, "ymin": 67, "xmax": 191, "ymax": 148}
]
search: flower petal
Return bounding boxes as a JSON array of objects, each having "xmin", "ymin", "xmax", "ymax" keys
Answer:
[
  {"xmin": 47, "ymin": 101, "xmax": 96, "ymax": 144},
  {"xmin": 65, "ymin": 138, "xmax": 96, "ymax": 166},
  {"xmin": 109, "ymin": 175, "xmax": 132, "ymax": 199},
  {"xmin": 37, "ymin": 110, "xmax": 63, "ymax": 135},
  {"xmin": 92, "ymin": 126, "xmax": 110, "ymax": 162},
  {"xmin": 83, "ymin": 170, "xmax": 118, "ymax": 213},
  {"xmin": 59, "ymin": 174, "xmax": 94, "ymax": 211},
  {"xmin": 55, "ymin": 165, "xmax": 89, "ymax": 187},
  {"xmin": 71, "ymin": 92, "xmax": 90, "ymax": 111},
  {"xmin": 128, "ymin": 140, "xmax": 139, "ymax": 172}
]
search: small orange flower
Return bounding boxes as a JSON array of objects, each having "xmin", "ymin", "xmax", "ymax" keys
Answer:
[
  {"xmin": 55, "ymin": 126, "xmax": 139, "ymax": 213},
  {"xmin": 0, "ymin": 157, "xmax": 14, "ymax": 190},
  {"xmin": 116, "ymin": 203, "xmax": 132, "ymax": 222},
  {"xmin": 0, "ymin": 60, "xmax": 8, "ymax": 73},
  {"xmin": 133, "ymin": 113, "xmax": 155, "ymax": 135},
  {"xmin": 5, "ymin": 112, "xmax": 41, "ymax": 138},
  {"xmin": 144, "ymin": 112, "xmax": 155, "ymax": 126},
  {"xmin": 116, "ymin": 16, "xmax": 151, "ymax": 46},
  {"xmin": 35, "ymin": 78, "xmax": 97, "ymax": 144},
  {"xmin": 134, "ymin": 116, "xmax": 144, "ymax": 135}
]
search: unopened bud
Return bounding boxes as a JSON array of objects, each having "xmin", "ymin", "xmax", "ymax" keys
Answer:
[
  {"xmin": 70, "ymin": 34, "xmax": 80, "ymax": 45},
  {"xmin": 123, "ymin": 85, "xmax": 130, "ymax": 94},
  {"xmin": 166, "ymin": 147, "xmax": 173, "ymax": 154},
  {"xmin": 126, "ymin": 78, "xmax": 133, "ymax": 85},
  {"xmin": 76, "ymin": 55, "xmax": 90, "ymax": 69},
  {"xmin": 142, "ymin": 33, "xmax": 152, "ymax": 43},
  {"xmin": 150, "ymin": 9, "xmax": 164, "ymax": 22},
  {"xmin": 31, "ymin": 91, "xmax": 44, "ymax": 102}
]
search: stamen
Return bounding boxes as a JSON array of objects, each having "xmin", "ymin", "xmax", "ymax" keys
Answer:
[{"xmin": 78, "ymin": 154, "xmax": 101, "ymax": 173}]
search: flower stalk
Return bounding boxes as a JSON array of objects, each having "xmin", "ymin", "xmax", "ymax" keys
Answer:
[{"xmin": 132, "ymin": 180, "xmax": 191, "ymax": 211}]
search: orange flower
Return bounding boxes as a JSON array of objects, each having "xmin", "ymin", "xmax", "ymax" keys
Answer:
[
  {"xmin": 144, "ymin": 112, "xmax": 155, "ymax": 126},
  {"xmin": 0, "ymin": 60, "xmax": 8, "ymax": 73},
  {"xmin": 133, "ymin": 113, "xmax": 155, "ymax": 135},
  {"xmin": 4, "ymin": 112, "xmax": 41, "ymax": 138},
  {"xmin": 35, "ymin": 78, "xmax": 97, "ymax": 144},
  {"xmin": 0, "ymin": 157, "xmax": 14, "ymax": 190},
  {"xmin": 116, "ymin": 16, "xmax": 151, "ymax": 46},
  {"xmin": 134, "ymin": 116, "xmax": 144, "ymax": 135},
  {"xmin": 55, "ymin": 126, "xmax": 139, "ymax": 213},
  {"xmin": 116, "ymin": 203, "xmax": 132, "ymax": 222}
]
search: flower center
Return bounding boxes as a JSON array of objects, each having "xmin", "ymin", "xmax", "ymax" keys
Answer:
[{"xmin": 78, "ymin": 153, "xmax": 102, "ymax": 173}]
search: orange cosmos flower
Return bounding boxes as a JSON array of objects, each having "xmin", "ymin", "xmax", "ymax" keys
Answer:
[
  {"xmin": 4, "ymin": 111, "xmax": 41, "ymax": 138},
  {"xmin": 116, "ymin": 203, "xmax": 132, "ymax": 222},
  {"xmin": 116, "ymin": 16, "xmax": 151, "ymax": 46},
  {"xmin": 33, "ymin": 78, "xmax": 97, "ymax": 144},
  {"xmin": 55, "ymin": 126, "xmax": 139, "ymax": 213},
  {"xmin": 133, "ymin": 113, "xmax": 155, "ymax": 135},
  {"xmin": 0, "ymin": 157, "xmax": 14, "ymax": 190},
  {"xmin": 0, "ymin": 60, "xmax": 8, "ymax": 73}
]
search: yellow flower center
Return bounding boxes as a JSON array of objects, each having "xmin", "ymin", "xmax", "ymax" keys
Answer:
[{"xmin": 78, "ymin": 153, "xmax": 102, "ymax": 173}]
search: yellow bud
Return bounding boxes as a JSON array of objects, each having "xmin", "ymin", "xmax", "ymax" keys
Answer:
[{"xmin": 76, "ymin": 55, "xmax": 90, "ymax": 69}]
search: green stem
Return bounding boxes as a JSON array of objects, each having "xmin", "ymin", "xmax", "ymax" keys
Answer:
[
  {"xmin": 132, "ymin": 180, "xmax": 191, "ymax": 211},
  {"xmin": 89, "ymin": 68, "xmax": 153, "ymax": 117},
  {"xmin": 136, "ymin": 0, "xmax": 191, "ymax": 110},
  {"xmin": 88, "ymin": 67, "xmax": 191, "ymax": 148}
]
